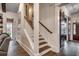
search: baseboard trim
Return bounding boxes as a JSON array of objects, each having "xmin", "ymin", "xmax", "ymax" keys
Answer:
[{"xmin": 16, "ymin": 39, "xmax": 34, "ymax": 56}]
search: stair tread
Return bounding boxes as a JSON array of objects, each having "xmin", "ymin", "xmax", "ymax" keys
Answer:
[
  {"xmin": 39, "ymin": 46, "xmax": 50, "ymax": 53},
  {"xmin": 39, "ymin": 44, "xmax": 48, "ymax": 48},
  {"xmin": 39, "ymin": 35, "xmax": 42, "ymax": 37},
  {"xmin": 39, "ymin": 38, "xmax": 44, "ymax": 41},
  {"xmin": 39, "ymin": 35, "xmax": 56, "ymax": 56},
  {"xmin": 39, "ymin": 40, "xmax": 46, "ymax": 43},
  {"xmin": 39, "ymin": 42, "xmax": 47, "ymax": 45},
  {"xmin": 40, "ymin": 48, "xmax": 51, "ymax": 55},
  {"xmin": 42, "ymin": 50, "xmax": 57, "ymax": 56}
]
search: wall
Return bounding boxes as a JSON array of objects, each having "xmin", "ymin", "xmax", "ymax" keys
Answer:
[
  {"xmin": 39, "ymin": 4, "xmax": 55, "ymax": 32},
  {"xmin": 39, "ymin": 4, "xmax": 60, "ymax": 53},
  {"xmin": 19, "ymin": 4, "xmax": 33, "ymax": 40},
  {"xmin": 0, "ymin": 9, "xmax": 18, "ymax": 40},
  {"xmin": 16, "ymin": 3, "xmax": 34, "ymax": 55}
]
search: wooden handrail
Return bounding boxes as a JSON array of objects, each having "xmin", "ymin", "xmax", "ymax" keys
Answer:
[{"xmin": 39, "ymin": 21, "xmax": 52, "ymax": 34}]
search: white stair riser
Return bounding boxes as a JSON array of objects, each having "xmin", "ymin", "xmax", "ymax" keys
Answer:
[{"xmin": 39, "ymin": 40, "xmax": 46, "ymax": 43}]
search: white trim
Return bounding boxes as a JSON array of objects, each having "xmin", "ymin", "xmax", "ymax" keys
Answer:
[
  {"xmin": 23, "ymin": 29, "xmax": 34, "ymax": 51},
  {"xmin": 16, "ymin": 39, "xmax": 34, "ymax": 56},
  {"xmin": 34, "ymin": 3, "xmax": 39, "ymax": 55}
]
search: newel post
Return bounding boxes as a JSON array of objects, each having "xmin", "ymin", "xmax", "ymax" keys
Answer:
[{"xmin": 34, "ymin": 3, "xmax": 39, "ymax": 55}]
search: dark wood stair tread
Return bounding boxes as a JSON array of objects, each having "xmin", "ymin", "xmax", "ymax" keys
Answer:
[
  {"xmin": 42, "ymin": 50, "xmax": 57, "ymax": 56},
  {"xmin": 39, "ymin": 46, "xmax": 50, "ymax": 53},
  {"xmin": 39, "ymin": 38, "xmax": 44, "ymax": 41},
  {"xmin": 39, "ymin": 42, "xmax": 47, "ymax": 45},
  {"xmin": 39, "ymin": 35, "xmax": 42, "ymax": 37}
]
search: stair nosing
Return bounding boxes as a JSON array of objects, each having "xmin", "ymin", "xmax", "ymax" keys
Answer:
[
  {"xmin": 39, "ymin": 45, "xmax": 51, "ymax": 53},
  {"xmin": 40, "ymin": 48, "xmax": 52, "ymax": 55},
  {"xmin": 42, "ymin": 50, "xmax": 57, "ymax": 56},
  {"xmin": 39, "ymin": 38, "xmax": 44, "ymax": 40},
  {"xmin": 39, "ymin": 42, "xmax": 47, "ymax": 45},
  {"xmin": 39, "ymin": 43, "xmax": 48, "ymax": 48}
]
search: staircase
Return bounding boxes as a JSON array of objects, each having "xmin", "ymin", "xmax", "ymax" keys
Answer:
[{"xmin": 39, "ymin": 35, "xmax": 57, "ymax": 56}]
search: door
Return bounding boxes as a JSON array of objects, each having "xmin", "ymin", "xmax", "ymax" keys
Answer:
[{"xmin": 73, "ymin": 23, "xmax": 79, "ymax": 41}]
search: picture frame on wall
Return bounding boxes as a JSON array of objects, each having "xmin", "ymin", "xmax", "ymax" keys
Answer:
[{"xmin": 24, "ymin": 3, "xmax": 34, "ymax": 29}]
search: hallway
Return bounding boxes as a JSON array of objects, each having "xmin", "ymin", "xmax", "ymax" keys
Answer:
[
  {"xmin": 61, "ymin": 40, "xmax": 79, "ymax": 56},
  {"xmin": 1, "ymin": 3, "xmax": 79, "ymax": 56}
]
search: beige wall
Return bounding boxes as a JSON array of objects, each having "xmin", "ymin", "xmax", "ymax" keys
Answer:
[
  {"xmin": 39, "ymin": 4, "xmax": 55, "ymax": 31},
  {"xmin": 39, "ymin": 4, "xmax": 60, "ymax": 53},
  {"xmin": 16, "ymin": 3, "xmax": 34, "ymax": 55},
  {"xmin": 19, "ymin": 4, "xmax": 33, "ymax": 40},
  {"xmin": 0, "ymin": 10, "xmax": 18, "ymax": 40}
]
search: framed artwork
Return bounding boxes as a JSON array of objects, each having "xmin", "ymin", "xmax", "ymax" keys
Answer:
[{"xmin": 24, "ymin": 3, "xmax": 34, "ymax": 29}]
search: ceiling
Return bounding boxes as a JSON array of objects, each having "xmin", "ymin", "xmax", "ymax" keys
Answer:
[
  {"xmin": 6, "ymin": 3, "xmax": 19, "ymax": 13},
  {"xmin": 1, "ymin": 3, "xmax": 79, "ymax": 15},
  {"xmin": 39, "ymin": 3, "xmax": 55, "ymax": 7},
  {"xmin": 0, "ymin": 3, "xmax": 19, "ymax": 13},
  {"xmin": 60, "ymin": 3, "xmax": 79, "ymax": 15},
  {"xmin": 40, "ymin": 3, "xmax": 79, "ymax": 15}
]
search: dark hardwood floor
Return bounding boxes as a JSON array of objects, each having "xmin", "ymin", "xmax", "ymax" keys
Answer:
[
  {"xmin": 7, "ymin": 39, "xmax": 79, "ymax": 56},
  {"xmin": 7, "ymin": 40, "xmax": 30, "ymax": 56}
]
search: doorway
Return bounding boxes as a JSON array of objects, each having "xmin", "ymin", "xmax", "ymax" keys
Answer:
[
  {"xmin": 73, "ymin": 22, "xmax": 79, "ymax": 41},
  {"xmin": 60, "ymin": 10, "xmax": 71, "ymax": 49},
  {"xmin": 7, "ymin": 18, "xmax": 13, "ymax": 39}
]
